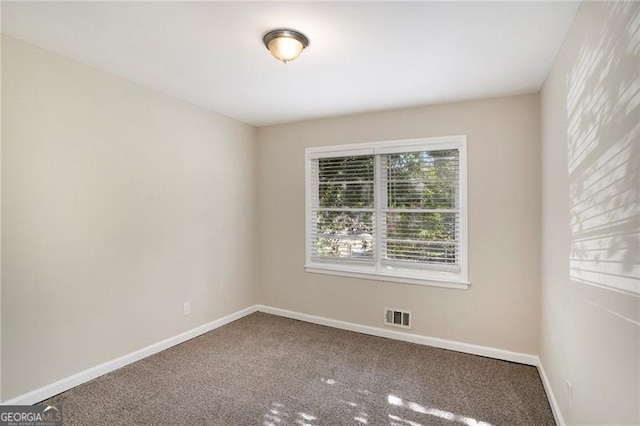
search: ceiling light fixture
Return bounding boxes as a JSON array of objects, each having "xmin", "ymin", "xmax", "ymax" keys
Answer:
[{"xmin": 263, "ymin": 29, "xmax": 309, "ymax": 64}]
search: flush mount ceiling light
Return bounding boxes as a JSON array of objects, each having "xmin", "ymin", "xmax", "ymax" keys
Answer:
[{"xmin": 263, "ymin": 29, "xmax": 309, "ymax": 64}]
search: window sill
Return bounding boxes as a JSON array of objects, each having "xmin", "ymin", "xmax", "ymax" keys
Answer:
[{"xmin": 304, "ymin": 264, "xmax": 470, "ymax": 290}]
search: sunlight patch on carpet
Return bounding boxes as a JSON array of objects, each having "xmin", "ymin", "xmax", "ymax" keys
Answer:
[{"xmin": 387, "ymin": 394, "xmax": 494, "ymax": 426}]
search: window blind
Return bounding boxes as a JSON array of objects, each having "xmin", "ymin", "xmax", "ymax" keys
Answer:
[
  {"xmin": 381, "ymin": 149, "xmax": 461, "ymax": 272},
  {"xmin": 310, "ymin": 155, "xmax": 375, "ymax": 262}
]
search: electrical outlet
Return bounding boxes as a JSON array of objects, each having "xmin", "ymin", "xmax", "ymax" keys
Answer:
[
  {"xmin": 183, "ymin": 302, "xmax": 191, "ymax": 316},
  {"xmin": 566, "ymin": 380, "xmax": 572, "ymax": 408}
]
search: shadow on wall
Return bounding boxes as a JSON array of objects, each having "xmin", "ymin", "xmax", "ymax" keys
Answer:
[{"xmin": 567, "ymin": 1, "xmax": 640, "ymax": 300}]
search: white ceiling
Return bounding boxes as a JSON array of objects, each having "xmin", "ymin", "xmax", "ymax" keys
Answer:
[{"xmin": 1, "ymin": 1, "xmax": 579, "ymax": 126}]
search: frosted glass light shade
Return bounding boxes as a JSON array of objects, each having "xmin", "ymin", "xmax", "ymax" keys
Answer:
[
  {"xmin": 263, "ymin": 29, "xmax": 309, "ymax": 63},
  {"xmin": 267, "ymin": 37, "xmax": 304, "ymax": 62}
]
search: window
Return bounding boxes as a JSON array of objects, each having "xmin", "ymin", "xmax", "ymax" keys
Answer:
[{"xmin": 305, "ymin": 136, "xmax": 468, "ymax": 289}]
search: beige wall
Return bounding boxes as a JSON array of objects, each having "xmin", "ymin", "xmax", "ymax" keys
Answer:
[
  {"xmin": 1, "ymin": 36, "xmax": 256, "ymax": 400},
  {"xmin": 256, "ymin": 94, "xmax": 541, "ymax": 355},
  {"xmin": 0, "ymin": 29, "xmax": 3, "ymax": 404},
  {"xmin": 540, "ymin": 1, "xmax": 639, "ymax": 424}
]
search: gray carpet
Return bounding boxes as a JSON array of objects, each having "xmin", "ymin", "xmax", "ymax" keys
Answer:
[{"xmin": 42, "ymin": 312, "xmax": 555, "ymax": 425}]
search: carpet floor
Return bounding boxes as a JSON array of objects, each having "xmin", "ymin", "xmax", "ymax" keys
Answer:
[{"xmin": 42, "ymin": 312, "xmax": 555, "ymax": 425}]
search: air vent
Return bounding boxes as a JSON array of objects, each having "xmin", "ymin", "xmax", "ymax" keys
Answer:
[{"xmin": 384, "ymin": 308, "xmax": 411, "ymax": 329}]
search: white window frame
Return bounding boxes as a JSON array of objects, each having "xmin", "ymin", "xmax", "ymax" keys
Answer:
[{"xmin": 305, "ymin": 135, "xmax": 469, "ymax": 290}]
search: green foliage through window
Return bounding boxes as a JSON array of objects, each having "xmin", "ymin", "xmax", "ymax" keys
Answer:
[{"xmin": 311, "ymin": 148, "xmax": 460, "ymax": 270}]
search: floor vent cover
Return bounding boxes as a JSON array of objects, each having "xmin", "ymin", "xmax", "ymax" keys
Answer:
[{"xmin": 384, "ymin": 308, "xmax": 412, "ymax": 329}]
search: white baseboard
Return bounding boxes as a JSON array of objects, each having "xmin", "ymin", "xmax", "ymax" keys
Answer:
[
  {"xmin": 536, "ymin": 357, "xmax": 565, "ymax": 426},
  {"xmin": 4, "ymin": 302, "xmax": 557, "ymax": 421},
  {"xmin": 1, "ymin": 305, "xmax": 258, "ymax": 405},
  {"xmin": 256, "ymin": 305, "xmax": 538, "ymax": 366}
]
